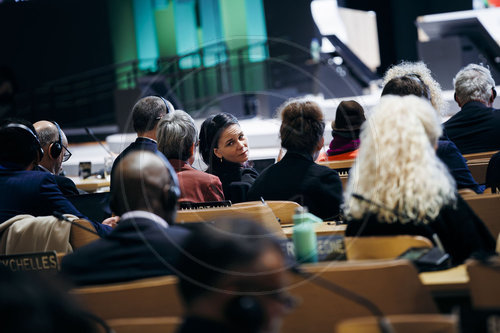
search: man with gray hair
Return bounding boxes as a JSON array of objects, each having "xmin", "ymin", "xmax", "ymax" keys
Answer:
[
  {"xmin": 444, "ymin": 64, "xmax": 500, "ymax": 154},
  {"xmin": 157, "ymin": 110, "xmax": 224, "ymax": 203},
  {"xmin": 111, "ymin": 96, "xmax": 174, "ymax": 182}
]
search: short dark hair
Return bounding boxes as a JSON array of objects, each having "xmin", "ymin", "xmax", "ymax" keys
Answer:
[
  {"xmin": 199, "ymin": 112, "xmax": 239, "ymax": 168},
  {"xmin": 279, "ymin": 100, "xmax": 325, "ymax": 154},
  {"xmin": 0, "ymin": 118, "xmax": 41, "ymax": 168},
  {"xmin": 381, "ymin": 75, "xmax": 430, "ymax": 100},
  {"xmin": 132, "ymin": 96, "xmax": 166, "ymax": 134},
  {"xmin": 177, "ymin": 218, "xmax": 283, "ymax": 307}
]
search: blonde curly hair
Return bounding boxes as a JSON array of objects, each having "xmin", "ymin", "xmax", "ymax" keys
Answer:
[
  {"xmin": 343, "ymin": 95, "xmax": 456, "ymax": 224},
  {"xmin": 383, "ymin": 61, "xmax": 448, "ymax": 116}
]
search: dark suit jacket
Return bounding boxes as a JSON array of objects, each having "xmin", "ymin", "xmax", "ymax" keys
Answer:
[
  {"xmin": 444, "ymin": 101, "xmax": 500, "ymax": 154},
  {"xmin": 486, "ymin": 151, "xmax": 500, "ymax": 192},
  {"xmin": 169, "ymin": 159, "xmax": 224, "ymax": 203},
  {"xmin": 247, "ymin": 151, "xmax": 343, "ymax": 220},
  {"xmin": 110, "ymin": 137, "xmax": 157, "ymax": 184},
  {"xmin": 61, "ymin": 214, "xmax": 190, "ymax": 286},
  {"xmin": 345, "ymin": 195, "xmax": 495, "ymax": 265},
  {"xmin": 437, "ymin": 138, "xmax": 483, "ymax": 193},
  {"xmin": 0, "ymin": 168, "xmax": 110, "ymax": 236},
  {"xmin": 34, "ymin": 165, "xmax": 80, "ymax": 196}
]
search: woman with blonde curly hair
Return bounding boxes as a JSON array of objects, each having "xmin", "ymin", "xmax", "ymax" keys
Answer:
[
  {"xmin": 247, "ymin": 99, "xmax": 343, "ymax": 220},
  {"xmin": 344, "ymin": 95, "xmax": 494, "ymax": 264}
]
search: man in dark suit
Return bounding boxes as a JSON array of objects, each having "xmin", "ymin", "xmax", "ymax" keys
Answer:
[
  {"xmin": 444, "ymin": 64, "xmax": 500, "ymax": 154},
  {"xmin": 110, "ymin": 96, "xmax": 174, "ymax": 182},
  {"xmin": 0, "ymin": 119, "xmax": 111, "ymax": 236},
  {"xmin": 33, "ymin": 120, "xmax": 80, "ymax": 196},
  {"xmin": 61, "ymin": 150, "xmax": 189, "ymax": 286},
  {"xmin": 157, "ymin": 110, "xmax": 224, "ymax": 203}
]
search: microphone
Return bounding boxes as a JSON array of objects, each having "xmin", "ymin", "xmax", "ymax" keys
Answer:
[
  {"xmin": 53, "ymin": 211, "xmax": 101, "ymax": 237},
  {"xmin": 351, "ymin": 193, "xmax": 445, "ymax": 253},
  {"xmin": 84, "ymin": 127, "xmax": 115, "ymax": 158},
  {"xmin": 289, "ymin": 265, "xmax": 394, "ymax": 333}
]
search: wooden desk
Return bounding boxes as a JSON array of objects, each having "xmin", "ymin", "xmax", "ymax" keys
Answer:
[
  {"xmin": 70, "ymin": 177, "xmax": 110, "ymax": 193},
  {"xmin": 419, "ymin": 265, "xmax": 469, "ymax": 296},
  {"xmin": 282, "ymin": 222, "xmax": 346, "ymax": 238}
]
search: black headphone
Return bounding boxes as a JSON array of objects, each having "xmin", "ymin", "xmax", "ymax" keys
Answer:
[
  {"xmin": 49, "ymin": 121, "xmax": 63, "ymax": 159},
  {"xmin": 154, "ymin": 151, "xmax": 181, "ymax": 212},
  {"xmin": 224, "ymin": 295, "xmax": 265, "ymax": 333},
  {"xmin": 492, "ymin": 87, "xmax": 497, "ymax": 101},
  {"xmin": 156, "ymin": 95, "xmax": 175, "ymax": 114},
  {"xmin": 2, "ymin": 123, "xmax": 44, "ymax": 162}
]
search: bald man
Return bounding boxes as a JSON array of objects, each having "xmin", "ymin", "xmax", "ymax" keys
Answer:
[
  {"xmin": 34, "ymin": 120, "xmax": 79, "ymax": 196},
  {"xmin": 61, "ymin": 151, "xmax": 190, "ymax": 286}
]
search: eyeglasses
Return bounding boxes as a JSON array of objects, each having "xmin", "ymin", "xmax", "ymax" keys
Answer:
[{"xmin": 62, "ymin": 145, "xmax": 72, "ymax": 162}]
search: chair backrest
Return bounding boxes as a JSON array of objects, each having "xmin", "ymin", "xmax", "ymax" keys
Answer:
[
  {"xmin": 232, "ymin": 200, "xmax": 301, "ymax": 224},
  {"xmin": 463, "ymin": 150, "xmax": 498, "ymax": 161},
  {"xmin": 105, "ymin": 317, "xmax": 181, "ymax": 333},
  {"xmin": 283, "ymin": 259, "xmax": 438, "ymax": 333},
  {"xmin": 464, "ymin": 193, "xmax": 500, "ymax": 239},
  {"xmin": 336, "ymin": 314, "xmax": 458, "ymax": 333},
  {"xmin": 175, "ymin": 203, "xmax": 285, "ymax": 237},
  {"xmin": 466, "ymin": 258, "xmax": 500, "ymax": 309},
  {"xmin": 344, "ymin": 235, "xmax": 433, "ymax": 260},
  {"xmin": 467, "ymin": 159, "xmax": 490, "ymax": 184},
  {"xmin": 69, "ymin": 219, "xmax": 100, "ymax": 250},
  {"xmin": 317, "ymin": 159, "xmax": 355, "ymax": 171},
  {"xmin": 68, "ymin": 192, "xmax": 111, "ymax": 222},
  {"xmin": 71, "ymin": 275, "xmax": 182, "ymax": 320}
]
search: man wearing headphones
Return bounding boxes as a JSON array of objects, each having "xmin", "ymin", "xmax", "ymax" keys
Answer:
[
  {"xmin": 61, "ymin": 150, "xmax": 189, "ymax": 286},
  {"xmin": 0, "ymin": 118, "xmax": 111, "ymax": 236},
  {"xmin": 176, "ymin": 219, "xmax": 294, "ymax": 333},
  {"xmin": 33, "ymin": 120, "xmax": 80, "ymax": 196},
  {"xmin": 110, "ymin": 95, "xmax": 173, "ymax": 185},
  {"xmin": 444, "ymin": 64, "xmax": 500, "ymax": 154}
]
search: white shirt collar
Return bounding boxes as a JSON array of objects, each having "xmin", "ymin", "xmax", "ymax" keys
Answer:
[
  {"xmin": 120, "ymin": 211, "xmax": 169, "ymax": 228},
  {"xmin": 37, "ymin": 165, "xmax": 53, "ymax": 174}
]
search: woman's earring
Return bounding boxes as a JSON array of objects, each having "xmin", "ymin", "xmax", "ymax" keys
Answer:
[{"xmin": 220, "ymin": 157, "xmax": 223, "ymax": 163}]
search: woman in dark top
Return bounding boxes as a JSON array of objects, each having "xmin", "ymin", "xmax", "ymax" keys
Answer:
[
  {"xmin": 199, "ymin": 113, "xmax": 258, "ymax": 203},
  {"xmin": 382, "ymin": 65, "xmax": 484, "ymax": 194},
  {"xmin": 247, "ymin": 99, "xmax": 343, "ymax": 220},
  {"xmin": 343, "ymin": 95, "xmax": 495, "ymax": 265}
]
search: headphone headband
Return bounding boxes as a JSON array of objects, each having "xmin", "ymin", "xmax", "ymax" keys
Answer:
[
  {"xmin": 49, "ymin": 120, "xmax": 63, "ymax": 159},
  {"xmin": 156, "ymin": 95, "xmax": 175, "ymax": 114}
]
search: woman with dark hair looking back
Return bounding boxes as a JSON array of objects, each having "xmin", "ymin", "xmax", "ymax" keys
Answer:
[
  {"xmin": 199, "ymin": 113, "xmax": 258, "ymax": 203},
  {"xmin": 247, "ymin": 100, "xmax": 343, "ymax": 220}
]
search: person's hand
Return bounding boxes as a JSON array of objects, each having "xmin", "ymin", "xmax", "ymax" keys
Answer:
[{"xmin": 102, "ymin": 216, "xmax": 120, "ymax": 228}]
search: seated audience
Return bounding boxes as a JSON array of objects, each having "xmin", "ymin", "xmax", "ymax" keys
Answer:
[
  {"xmin": 157, "ymin": 110, "xmax": 224, "ymax": 203},
  {"xmin": 248, "ymin": 100, "xmax": 343, "ymax": 220},
  {"xmin": 317, "ymin": 100, "xmax": 365, "ymax": 162},
  {"xmin": 0, "ymin": 119, "xmax": 111, "ymax": 236},
  {"xmin": 176, "ymin": 218, "xmax": 294, "ymax": 333},
  {"xmin": 111, "ymin": 95, "xmax": 173, "ymax": 186},
  {"xmin": 486, "ymin": 151, "xmax": 500, "ymax": 193},
  {"xmin": 61, "ymin": 150, "xmax": 189, "ymax": 286},
  {"xmin": 382, "ymin": 63, "xmax": 483, "ymax": 194},
  {"xmin": 344, "ymin": 95, "xmax": 495, "ymax": 265},
  {"xmin": 199, "ymin": 113, "xmax": 258, "ymax": 203},
  {"xmin": 444, "ymin": 64, "xmax": 500, "ymax": 154},
  {"xmin": 33, "ymin": 120, "xmax": 80, "ymax": 196}
]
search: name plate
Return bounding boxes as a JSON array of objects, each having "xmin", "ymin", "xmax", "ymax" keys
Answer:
[
  {"xmin": 280, "ymin": 235, "xmax": 346, "ymax": 262},
  {"xmin": 0, "ymin": 251, "xmax": 59, "ymax": 273}
]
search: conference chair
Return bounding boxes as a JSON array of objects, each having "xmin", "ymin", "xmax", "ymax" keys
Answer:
[
  {"xmin": 282, "ymin": 259, "xmax": 438, "ymax": 333},
  {"xmin": 335, "ymin": 314, "xmax": 458, "ymax": 333},
  {"xmin": 232, "ymin": 200, "xmax": 301, "ymax": 224},
  {"xmin": 175, "ymin": 202, "xmax": 285, "ymax": 237},
  {"xmin": 344, "ymin": 235, "xmax": 433, "ymax": 260},
  {"xmin": 71, "ymin": 275, "xmax": 182, "ymax": 320},
  {"xmin": 467, "ymin": 158, "xmax": 490, "ymax": 185},
  {"xmin": 103, "ymin": 317, "xmax": 181, "ymax": 333},
  {"xmin": 462, "ymin": 150, "xmax": 499, "ymax": 162},
  {"xmin": 465, "ymin": 193, "xmax": 500, "ymax": 240},
  {"xmin": 317, "ymin": 159, "xmax": 355, "ymax": 171},
  {"xmin": 467, "ymin": 258, "xmax": 500, "ymax": 309},
  {"xmin": 69, "ymin": 219, "xmax": 100, "ymax": 250}
]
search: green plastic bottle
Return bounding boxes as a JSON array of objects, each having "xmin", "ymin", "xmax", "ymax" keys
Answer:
[{"xmin": 292, "ymin": 206, "xmax": 318, "ymax": 263}]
